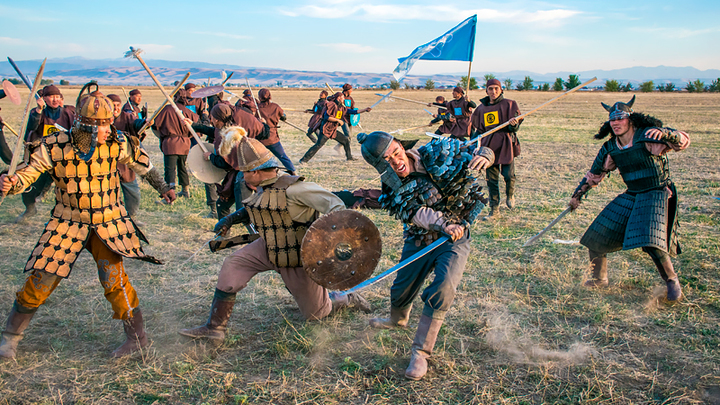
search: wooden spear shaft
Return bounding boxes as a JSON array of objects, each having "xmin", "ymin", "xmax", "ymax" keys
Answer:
[
  {"xmin": 281, "ymin": 120, "xmax": 306, "ymax": 133},
  {"xmin": 378, "ymin": 94, "xmax": 429, "ymax": 106},
  {"xmin": 389, "ymin": 123, "xmax": 433, "ymax": 134},
  {"xmin": 127, "ymin": 49, "xmax": 207, "ymax": 152},
  {"xmin": 244, "ymin": 78, "xmax": 264, "ymax": 123},
  {"xmin": 138, "ymin": 72, "xmax": 190, "ymax": 135},
  {"xmin": 471, "ymin": 77, "xmax": 598, "ymax": 144}
]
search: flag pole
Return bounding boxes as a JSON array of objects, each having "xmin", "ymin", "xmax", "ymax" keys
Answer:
[{"xmin": 465, "ymin": 60, "xmax": 473, "ymax": 94}]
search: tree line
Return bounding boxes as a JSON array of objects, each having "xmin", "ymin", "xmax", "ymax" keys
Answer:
[{"xmin": 388, "ymin": 75, "xmax": 720, "ymax": 93}]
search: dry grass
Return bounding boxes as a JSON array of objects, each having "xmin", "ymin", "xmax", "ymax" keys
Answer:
[{"xmin": 0, "ymin": 87, "xmax": 719, "ymax": 404}]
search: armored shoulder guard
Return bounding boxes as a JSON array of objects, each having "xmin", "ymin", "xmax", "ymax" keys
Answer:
[
  {"xmin": 589, "ymin": 140, "xmax": 614, "ymax": 175},
  {"xmin": 418, "ymin": 137, "xmax": 476, "ymax": 187}
]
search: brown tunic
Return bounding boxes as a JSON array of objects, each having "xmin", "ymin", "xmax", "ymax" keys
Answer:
[
  {"xmin": 232, "ymin": 107, "xmax": 266, "ymax": 139},
  {"xmin": 472, "ymin": 96, "xmax": 521, "ymax": 165},
  {"xmin": 341, "ymin": 94, "xmax": 355, "ymax": 124},
  {"xmin": 152, "ymin": 104, "xmax": 199, "ymax": 155},
  {"xmin": 322, "ymin": 101, "xmax": 345, "ymax": 139},
  {"xmin": 307, "ymin": 98, "xmax": 326, "ymax": 132},
  {"xmin": 122, "ymin": 101, "xmax": 140, "ymax": 118},
  {"xmin": 235, "ymin": 96, "xmax": 259, "ymax": 115},
  {"xmin": 258, "ymin": 101, "xmax": 284, "ymax": 146},
  {"xmin": 445, "ymin": 98, "xmax": 474, "ymax": 139},
  {"xmin": 186, "ymin": 97, "xmax": 206, "ymax": 117},
  {"xmin": 26, "ymin": 106, "xmax": 76, "ymax": 144},
  {"xmin": 113, "ymin": 111, "xmax": 142, "ymax": 183}
]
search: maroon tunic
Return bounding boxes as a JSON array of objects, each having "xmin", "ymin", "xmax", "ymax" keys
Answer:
[
  {"xmin": 472, "ymin": 96, "xmax": 521, "ymax": 165},
  {"xmin": 307, "ymin": 98, "xmax": 326, "ymax": 132},
  {"xmin": 322, "ymin": 101, "xmax": 345, "ymax": 139},
  {"xmin": 122, "ymin": 101, "xmax": 140, "ymax": 118},
  {"xmin": 113, "ymin": 111, "xmax": 142, "ymax": 183},
  {"xmin": 258, "ymin": 101, "xmax": 284, "ymax": 146},
  {"xmin": 186, "ymin": 97, "xmax": 206, "ymax": 117},
  {"xmin": 27, "ymin": 106, "xmax": 75, "ymax": 144},
  {"xmin": 232, "ymin": 107, "xmax": 265, "ymax": 140},
  {"xmin": 341, "ymin": 94, "xmax": 355, "ymax": 124},
  {"xmin": 235, "ymin": 96, "xmax": 259, "ymax": 115},
  {"xmin": 152, "ymin": 104, "xmax": 199, "ymax": 155},
  {"xmin": 445, "ymin": 98, "xmax": 474, "ymax": 139}
]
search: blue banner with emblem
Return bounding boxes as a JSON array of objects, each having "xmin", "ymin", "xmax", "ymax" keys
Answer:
[{"xmin": 393, "ymin": 15, "xmax": 477, "ymax": 82}]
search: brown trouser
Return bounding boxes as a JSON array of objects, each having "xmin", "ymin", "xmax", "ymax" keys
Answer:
[
  {"xmin": 217, "ymin": 238, "xmax": 331, "ymax": 321},
  {"xmin": 16, "ymin": 232, "xmax": 140, "ymax": 320}
]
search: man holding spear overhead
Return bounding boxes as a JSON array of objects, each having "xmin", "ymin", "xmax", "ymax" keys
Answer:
[
  {"xmin": 0, "ymin": 81, "xmax": 176, "ymax": 360},
  {"xmin": 470, "ymin": 78, "xmax": 522, "ymax": 219}
]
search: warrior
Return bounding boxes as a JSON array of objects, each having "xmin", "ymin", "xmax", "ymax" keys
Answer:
[
  {"xmin": 0, "ymin": 81, "xmax": 17, "ymax": 164},
  {"xmin": 14, "ymin": 85, "xmax": 76, "ymax": 223},
  {"xmin": 357, "ymin": 131, "xmax": 494, "ymax": 380},
  {"xmin": 428, "ymin": 95, "xmax": 452, "ymax": 136},
  {"xmin": 569, "ymin": 96, "xmax": 689, "ymax": 301},
  {"xmin": 304, "ymin": 90, "xmax": 328, "ymax": 143},
  {"xmin": 179, "ymin": 127, "xmax": 369, "ymax": 341},
  {"xmin": 338, "ymin": 83, "xmax": 371, "ymax": 141},
  {"xmin": 471, "ymin": 78, "xmax": 522, "ymax": 219},
  {"xmin": 151, "ymin": 88, "xmax": 199, "ymax": 199},
  {"xmin": 298, "ymin": 92, "xmax": 356, "ymax": 164},
  {"xmin": 235, "ymin": 89, "xmax": 259, "ymax": 116},
  {"xmin": 256, "ymin": 88, "xmax": 295, "ymax": 174},
  {"xmin": 438, "ymin": 86, "xmax": 476, "ymax": 141},
  {"xmin": 184, "ymin": 83, "xmax": 208, "ymax": 122},
  {"xmin": 0, "ymin": 85, "xmax": 176, "ymax": 360},
  {"xmin": 123, "ymin": 89, "xmax": 147, "ymax": 120},
  {"xmin": 108, "ymin": 94, "xmax": 147, "ymax": 220}
]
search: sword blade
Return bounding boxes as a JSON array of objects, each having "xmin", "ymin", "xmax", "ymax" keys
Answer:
[
  {"xmin": 7, "ymin": 57, "xmax": 38, "ymax": 100},
  {"xmin": 369, "ymin": 91, "xmax": 393, "ymax": 109},
  {"xmin": 339, "ymin": 235, "xmax": 450, "ymax": 295},
  {"xmin": 523, "ymin": 207, "xmax": 572, "ymax": 247}
]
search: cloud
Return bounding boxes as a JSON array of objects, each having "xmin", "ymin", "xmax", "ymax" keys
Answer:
[
  {"xmin": 0, "ymin": 37, "xmax": 28, "ymax": 46},
  {"xmin": 191, "ymin": 31, "xmax": 251, "ymax": 40},
  {"xmin": 206, "ymin": 48, "xmax": 249, "ymax": 54},
  {"xmin": 133, "ymin": 44, "xmax": 174, "ymax": 54},
  {"xmin": 278, "ymin": 4, "xmax": 580, "ymax": 25},
  {"xmin": 318, "ymin": 43, "xmax": 375, "ymax": 53},
  {"xmin": 0, "ymin": 5, "xmax": 60, "ymax": 22}
]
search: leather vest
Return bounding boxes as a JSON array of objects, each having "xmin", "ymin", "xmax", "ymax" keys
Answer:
[
  {"xmin": 245, "ymin": 176, "xmax": 309, "ymax": 268},
  {"xmin": 608, "ymin": 129, "xmax": 670, "ymax": 193}
]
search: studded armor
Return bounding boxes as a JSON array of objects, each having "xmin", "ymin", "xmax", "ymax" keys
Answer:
[{"xmin": 10, "ymin": 128, "xmax": 163, "ymax": 278}]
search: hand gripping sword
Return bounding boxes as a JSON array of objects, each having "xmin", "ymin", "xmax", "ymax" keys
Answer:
[
  {"xmin": 333, "ymin": 235, "xmax": 450, "ymax": 297},
  {"xmin": 0, "ymin": 58, "xmax": 46, "ymax": 206}
]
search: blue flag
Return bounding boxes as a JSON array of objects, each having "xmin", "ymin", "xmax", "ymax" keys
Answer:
[{"xmin": 393, "ymin": 15, "xmax": 477, "ymax": 82}]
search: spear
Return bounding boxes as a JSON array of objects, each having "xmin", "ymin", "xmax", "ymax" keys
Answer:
[
  {"xmin": 137, "ymin": 72, "xmax": 190, "ymax": 135},
  {"xmin": 376, "ymin": 93, "xmax": 428, "ymax": 106},
  {"xmin": 281, "ymin": 120, "xmax": 306, "ymax": 133},
  {"xmin": 124, "ymin": 48, "xmax": 208, "ymax": 152},
  {"xmin": 0, "ymin": 58, "xmax": 46, "ymax": 206},
  {"xmin": 244, "ymin": 78, "xmax": 264, "ymax": 123},
  {"xmin": 389, "ymin": 123, "xmax": 433, "ymax": 134}
]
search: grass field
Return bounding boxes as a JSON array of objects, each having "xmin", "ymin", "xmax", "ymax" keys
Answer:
[{"xmin": 0, "ymin": 86, "xmax": 718, "ymax": 404}]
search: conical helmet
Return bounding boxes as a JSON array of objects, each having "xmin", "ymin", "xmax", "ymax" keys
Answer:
[{"xmin": 218, "ymin": 126, "xmax": 280, "ymax": 172}]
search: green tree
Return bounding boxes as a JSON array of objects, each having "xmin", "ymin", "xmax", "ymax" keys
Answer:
[
  {"xmin": 483, "ymin": 74, "xmax": 496, "ymax": 86},
  {"xmin": 639, "ymin": 81, "xmax": 654, "ymax": 92},
  {"xmin": 389, "ymin": 80, "xmax": 400, "ymax": 90},
  {"xmin": 519, "ymin": 76, "xmax": 534, "ymax": 90},
  {"xmin": 40, "ymin": 79, "xmax": 54, "ymax": 85},
  {"xmin": 424, "ymin": 79, "xmax": 435, "ymax": 90},
  {"xmin": 686, "ymin": 79, "xmax": 705, "ymax": 93},
  {"xmin": 658, "ymin": 82, "xmax": 675, "ymax": 92},
  {"xmin": 604, "ymin": 79, "xmax": 621, "ymax": 92},
  {"xmin": 503, "ymin": 78, "xmax": 513, "ymax": 89},
  {"xmin": 552, "ymin": 78, "xmax": 564, "ymax": 91},
  {"xmin": 709, "ymin": 78, "xmax": 720, "ymax": 92},
  {"xmin": 59, "ymin": 79, "xmax": 70, "ymax": 85},
  {"xmin": 457, "ymin": 76, "xmax": 479, "ymax": 90},
  {"xmin": 540, "ymin": 83, "xmax": 550, "ymax": 91},
  {"xmin": 7, "ymin": 78, "xmax": 22, "ymax": 85},
  {"xmin": 565, "ymin": 74, "xmax": 581, "ymax": 90},
  {"xmin": 621, "ymin": 83, "xmax": 633, "ymax": 92}
]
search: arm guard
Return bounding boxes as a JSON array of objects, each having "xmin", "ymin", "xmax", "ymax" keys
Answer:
[
  {"xmin": 141, "ymin": 167, "xmax": 173, "ymax": 195},
  {"xmin": 475, "ymin": 146, "xmax": 495, "ymax": 166},
  {"xmin": 214, "ymin": 208, "xmax": 250, "ymax": 233},
  {"xmin": 571, "ymin": 177, "xmax": 591, "ymax": 200},
  {"xmin": 659, "ymin": 127, "xmax": 682, "ymax": 145}
]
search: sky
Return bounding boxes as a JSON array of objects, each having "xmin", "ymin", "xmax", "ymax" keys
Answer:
[{"xmin": 1, "ymin": 0, "xmax": 718, "ymax": 76}]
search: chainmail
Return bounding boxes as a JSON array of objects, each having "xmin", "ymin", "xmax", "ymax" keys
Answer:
[{"xmin": 70, "ymin": 123, "xmax": 96, "ymax": 158}]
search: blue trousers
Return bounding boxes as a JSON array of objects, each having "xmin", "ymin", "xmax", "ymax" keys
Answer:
[
  {"xmin": 266, "ymin": 142, "xmax": 295, "ymax": 173},
  {"xmin": 390, "ymin": 234, "xmax": 471, "ymax": 320},
  {"xmin": 120, "ymin": 179, "xmax": 141, "ymax": 217}
]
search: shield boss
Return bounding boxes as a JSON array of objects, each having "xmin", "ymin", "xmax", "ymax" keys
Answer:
[
  {"xmin": 301, "ymin": 210, "xmax": 381, "ymax": 290},
  {"xmin": 187, "ymin": 142, "xmax": 226, "ymax": 184}
]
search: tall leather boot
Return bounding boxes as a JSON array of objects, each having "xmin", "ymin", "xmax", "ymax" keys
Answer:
[
  {"xmin": 584, "ymin": 250, "xmax": 608, "ymax": 287},
  {"xmin": 178, "ymin": 289, "xmax": 236, "ymax": 341},
  {"xmin": 111, "ymin": 308, "xmax": 149, "ymax": 358},
  {"xmin": 369, "ymin": 306, "xmax": 412, "ymax": 329},
  {"xmin": 0, "ymin": 302, "xmax": 37, "ymax": 360},
  {"xmin": 653, "ymin": 257, "xmax": 682, "ymax": 301},
  {"xmin": 330, "ymin": 291, "xmax": 371, "ymax": 313},
  {"xmin": 405, "ymin": 315, "xmax": 443, "ymax": 380}
]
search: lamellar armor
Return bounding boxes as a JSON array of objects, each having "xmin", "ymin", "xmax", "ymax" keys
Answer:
[{"xmin": 379, "ymin": 137, "xmax": 492, "ymax": 238}]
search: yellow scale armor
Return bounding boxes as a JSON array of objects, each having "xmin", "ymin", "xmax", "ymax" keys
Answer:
[
  {"xmin": 244, "ymin": 176, "xmax": 310, "ymax": 268},
  {"xmin": 23, "ymin": 131, "xmax": 160, "ymax": 278}
]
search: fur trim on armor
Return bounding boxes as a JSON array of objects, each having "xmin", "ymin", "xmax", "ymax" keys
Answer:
[
  {"xmin": 594, "ymin": 112, "xmax": 664, "ymax": 140},
  {"xmin": 218, "ymin": 126, "xmax": 248, "ymax": 157}
]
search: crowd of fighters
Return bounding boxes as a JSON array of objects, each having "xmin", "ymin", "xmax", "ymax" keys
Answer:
[{"xmin": 0, "ymin": 78, "xmax": 689, "ymax": 380}]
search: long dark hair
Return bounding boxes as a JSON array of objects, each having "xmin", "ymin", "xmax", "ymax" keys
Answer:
[{"xmin": 594, "ymin": 112, "xmax": 664, "ymax": 139}]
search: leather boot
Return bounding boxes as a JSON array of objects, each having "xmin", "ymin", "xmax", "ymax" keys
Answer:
[
  {"xmin": 584, "ymin": 250, "xmax": 608, "ymax": 287},
  {"xmin": 204, "ymin": 204, "xmax": 218, "ymax": 219},
  {"xmin": 482, "ymin": 205, "xmax": 499, "ymax": 221},
  {"xmin": 179, "ymin": 290, "xmax": 236, "ymax": 341},
  {"xmin": 369, "ymin": 306, "xmax": 412, "ymax": 329},
  {"xmin": 405, "ymin": 315, "xmax": 443, "ymax": 380},
  {"xmin": 14, "ymin": 203, "xmax": 37, "ymax": 224},
  {"xmin": 0, "ymin": 303, "xmax": 36, "ymax": 360},
  {"xmin": 330, "ymin": 291, "xmax": 371, "ymax": 313},
  {"xmin": 654, "ymin": 259, "xmax": 682, "ymax": 301},
  {"xmin": 111, "ymin": 308, "xmax": 149, "ymax": 358}
]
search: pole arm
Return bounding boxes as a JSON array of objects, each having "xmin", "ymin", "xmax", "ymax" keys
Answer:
[{"xmin": 137, "ymin": 72, "xmax": 190, "ymax": 135}]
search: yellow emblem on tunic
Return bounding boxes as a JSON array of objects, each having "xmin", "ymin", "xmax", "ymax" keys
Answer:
[
  {"xmin": 43, "ymin": 124, "xmax": 60, "ymax": 137},
  {"xmin": 484, "ymin": 111, "xmax": 499, "ymax": 127},
  {"xmin": 335, "ymin": 110, "xmax": 343, "ymax": 119}
]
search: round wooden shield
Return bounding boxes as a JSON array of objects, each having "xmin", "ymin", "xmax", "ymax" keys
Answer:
[
  {"xmin": 2, "ymin": 80, "xmax": 21, "ymax": 105},
  {"xmin": 191, "ymin": 85, "xmax": 224, "ymax": 99},
  {"xmin": 301, "ymin": 210, "xmax": 382, "ymax": 290},
  {"xmin": 187, "ymin": 142, "xmax": 227, "ymax": 184}
]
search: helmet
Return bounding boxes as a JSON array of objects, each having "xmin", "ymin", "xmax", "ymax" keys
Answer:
[
  {"xmin": 218, "ymin": 126, "xmax": 280, "ymax": 172},
  {"xmin": 72, "ymin": 82, "xmax": 114, "ymax": 160},
  {"xmin": 602, "ymin": 95, "xmax": 635, "ymax": 120}
]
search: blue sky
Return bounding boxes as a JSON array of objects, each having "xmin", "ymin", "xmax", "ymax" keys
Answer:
[{"xmin": 1, "ymin": 0, "xmax": 718, "ymax": 75}]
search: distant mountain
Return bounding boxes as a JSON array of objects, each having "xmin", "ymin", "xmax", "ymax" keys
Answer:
[{"xmin": 1, "ymin": 57, "xmax": 718, "ymax": 88}]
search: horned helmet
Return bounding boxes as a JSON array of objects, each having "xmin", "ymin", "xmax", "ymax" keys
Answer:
[{"xmin": 602, "ymin": 95, "xmax": 635, "ymax": 121}]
